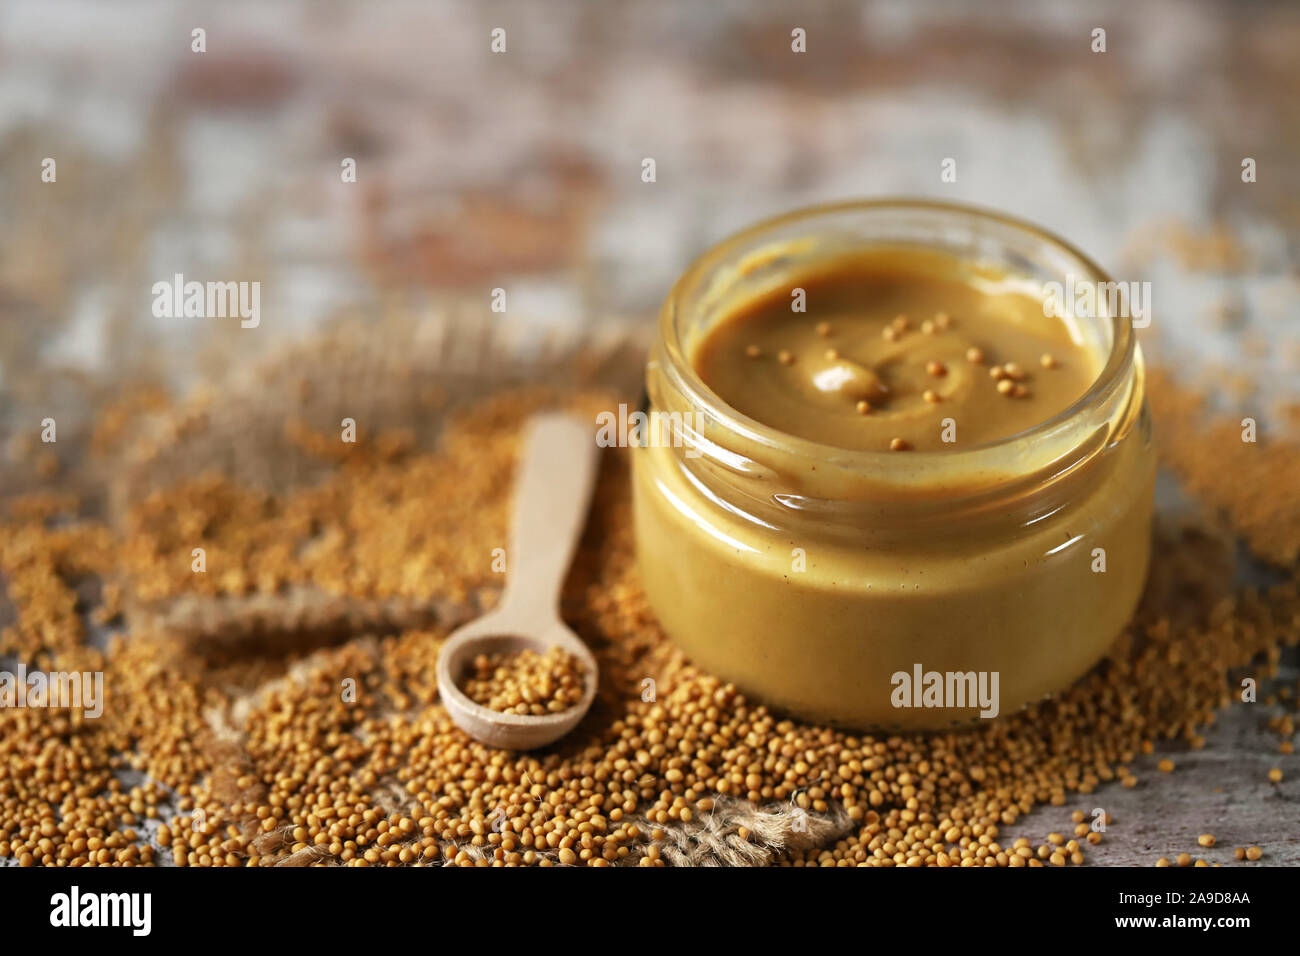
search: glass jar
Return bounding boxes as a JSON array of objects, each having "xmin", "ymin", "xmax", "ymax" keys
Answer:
[{"xmin": 632, "ymin": 199, "xmax": 1154, "ymax": 729}]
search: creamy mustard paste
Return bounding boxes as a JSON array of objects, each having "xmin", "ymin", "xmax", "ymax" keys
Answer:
[{"xmin": 694, "ymin": 247, "xmax": 1097, "ymax": 451}]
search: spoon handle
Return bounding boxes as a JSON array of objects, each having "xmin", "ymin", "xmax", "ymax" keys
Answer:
[{"xmin": 499, "ymin": 413, "xmax": 600, "ymax": 621}]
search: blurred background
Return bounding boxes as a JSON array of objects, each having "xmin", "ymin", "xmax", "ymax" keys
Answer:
[{"xmin": 1, "ymin": 0, "xmax": 1297, "ymax": 413}]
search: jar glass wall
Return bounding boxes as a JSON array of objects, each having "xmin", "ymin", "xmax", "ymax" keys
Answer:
[{"xmin": 632, "ymin": 199, "xmax": 1154, "ymax": 729}]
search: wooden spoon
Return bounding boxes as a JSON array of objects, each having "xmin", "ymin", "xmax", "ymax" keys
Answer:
[{"xmin": 436, "ymin": 412, "xmax": 600, "ymax": 750}]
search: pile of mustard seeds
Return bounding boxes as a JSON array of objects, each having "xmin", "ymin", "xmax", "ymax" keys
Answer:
[
  {"xmin": 1146, "ymin": 368, "xmax": 1300, "ymax": 567},
  {"xmin": 461, "ymin": 647, "xmax": 586, "ymax": 716},
  {"xmin": 119, "ymin": 389, "xmax": 615, "ymax": 608},
  {"xmin": 1, "ymin": 380, "xmax": 1298, "ymax": 867}
]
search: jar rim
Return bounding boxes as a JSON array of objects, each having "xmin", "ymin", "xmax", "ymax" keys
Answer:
[{"xmin": 656, "ymin": 197, "xmax": 1138, "ymax": 474}]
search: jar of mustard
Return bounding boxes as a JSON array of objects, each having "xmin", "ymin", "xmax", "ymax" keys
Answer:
[{"xmin": 632, "ymin": 199, "xmax": 1154, "ymax": 729}]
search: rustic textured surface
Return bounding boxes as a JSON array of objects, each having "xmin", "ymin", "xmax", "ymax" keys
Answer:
[{"xmin": 2, "ymin": 0, "xmax": 1298, "ymax": 865}]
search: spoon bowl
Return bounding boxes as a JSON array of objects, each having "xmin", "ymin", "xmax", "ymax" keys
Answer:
[{"xmin": 436, "ymin": 618, "xmax": 598, "ymax": 750}]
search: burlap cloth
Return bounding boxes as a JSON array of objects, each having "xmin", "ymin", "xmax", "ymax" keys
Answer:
[{"xmin": 3, "ymin": 308, "xmax": 840, "ymax": 866}]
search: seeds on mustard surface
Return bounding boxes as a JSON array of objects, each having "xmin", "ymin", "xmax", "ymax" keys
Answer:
[
  {"xmin": 933, "ymin": 312, "xmax": 951, "ymax": 330},
  {"xmin": 997, "ymin": 379, "xmax": 1015, "ymax": 395},
  {"xmin": 889, "ymin": 438, "xmax": 912, "ymax": 451},
  {"xmin": 815, "ymin": 321, "xmax": 832, "ymax": 338},
  {"xmin": 856, "ymin": 400, "xmax": 872, "ymax": 415},
  {"xmin": 966, "ymin": 347, "xmax": 985, "ymax": 364},
  {"xmin": 745, "ymin": 344, "xmax": 761, "ymax": 359},
  {"xmin": 926, "ymin": 360, "xmax": 947, "ymax": 378},
  {"xmin": 1041, "ymin": 353, "xmax": 1058, "ymax": 369},
  {"xmin": 778, "ymin": 350, "xmax": 795, "ymax": 366},
  {"xmin": 923, "ymin": 389, "xmax": 941, "ymax": 405}
]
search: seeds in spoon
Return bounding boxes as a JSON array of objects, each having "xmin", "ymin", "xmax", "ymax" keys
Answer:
[{"xmin": 460, "ymin": 646, "xmax": 586, "ymax": 716}]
